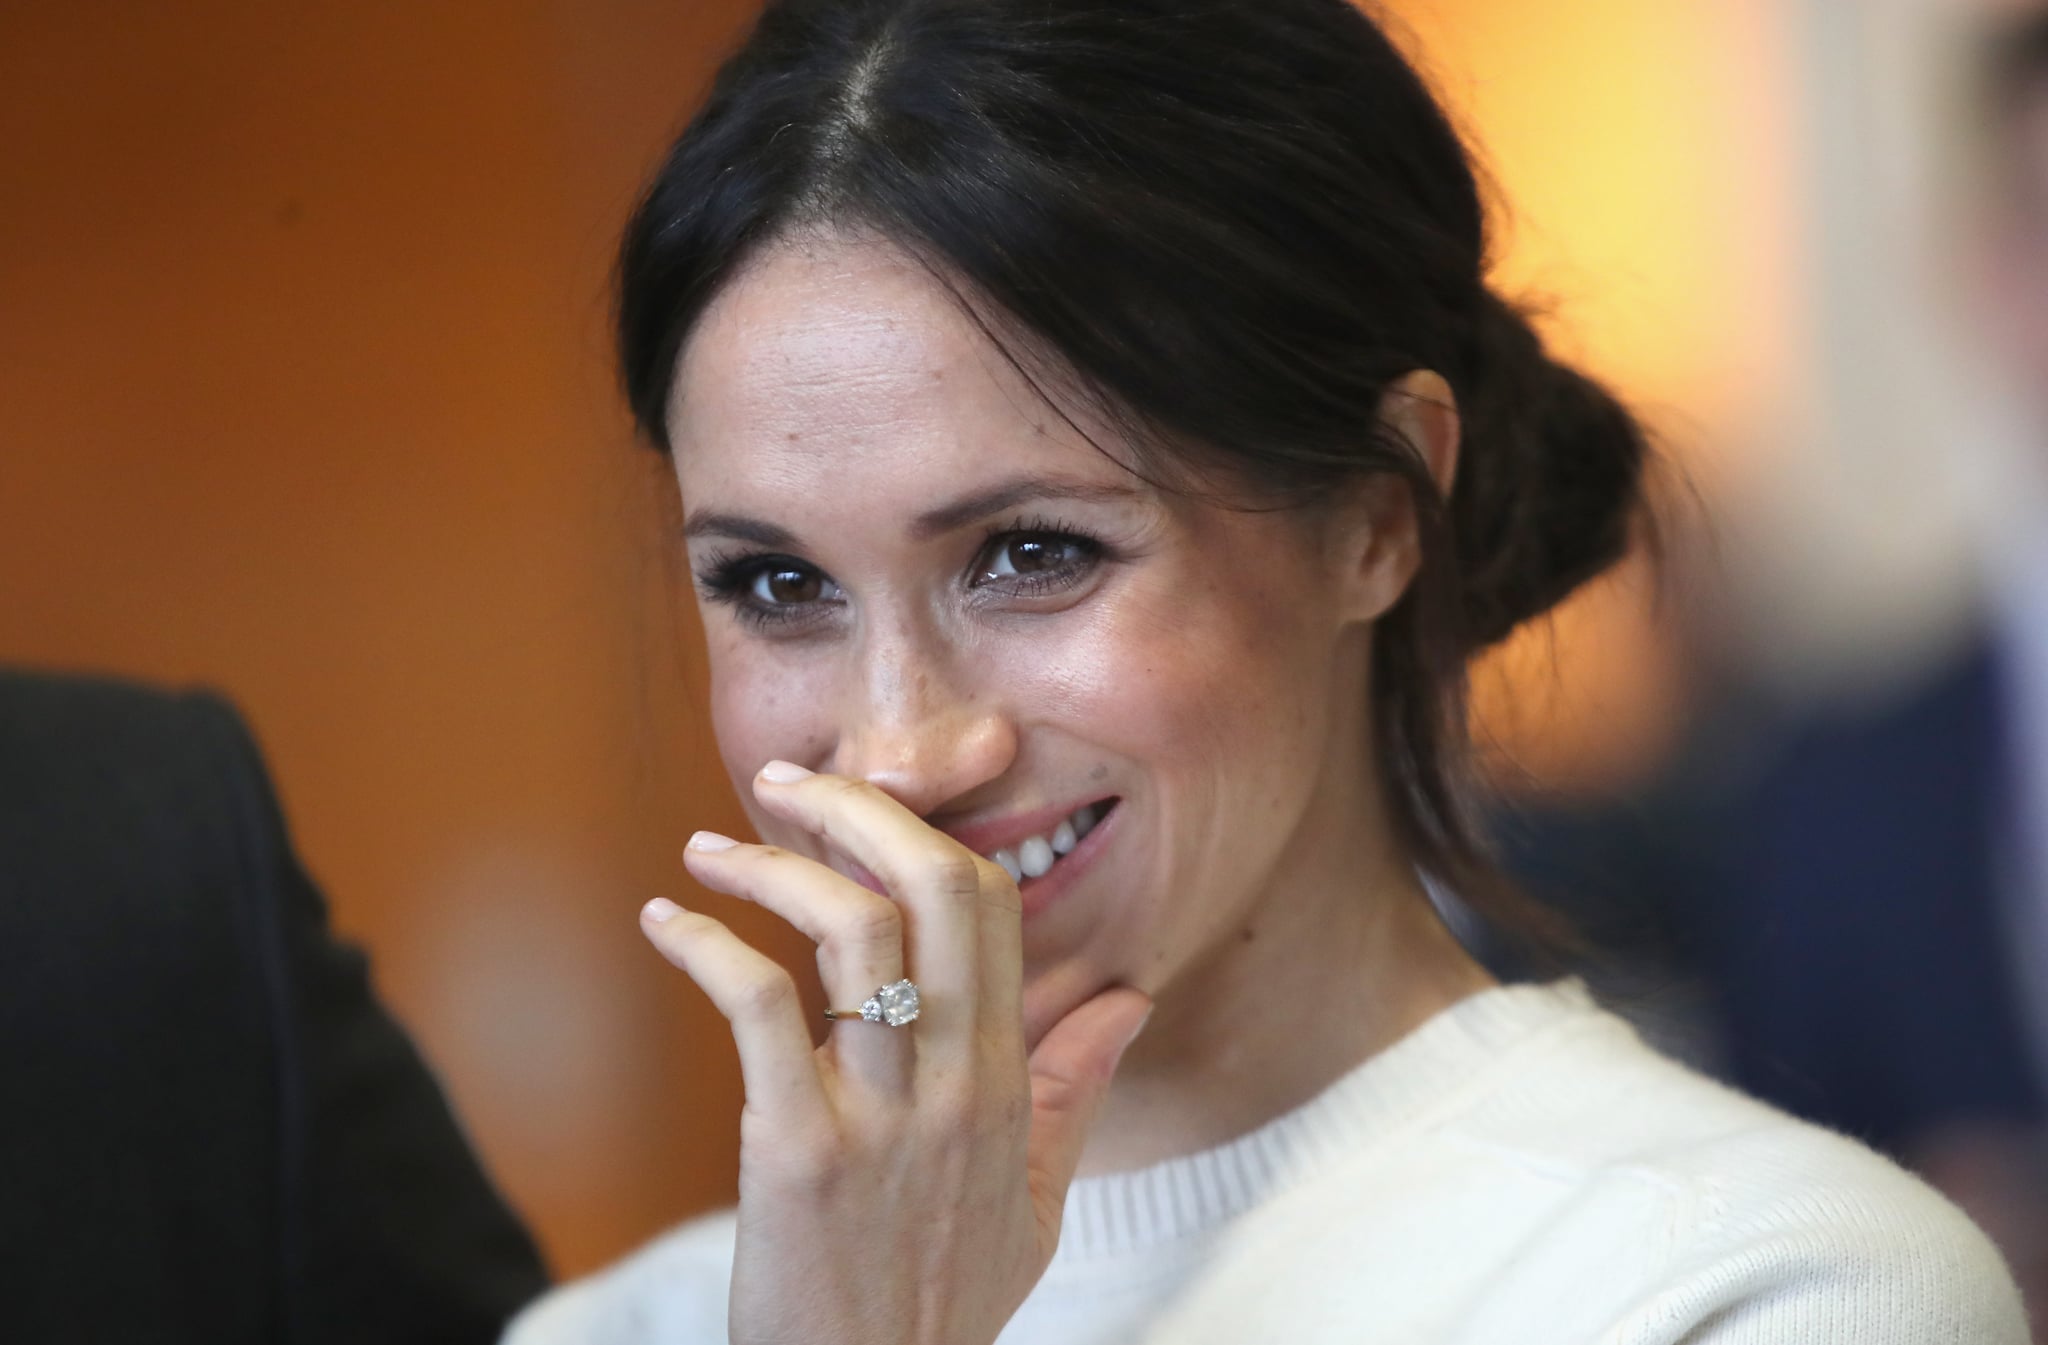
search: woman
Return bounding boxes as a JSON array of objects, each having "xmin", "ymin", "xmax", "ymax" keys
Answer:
[{"xmin": 509, "ymin": 0, "xmax": 2026, "ymax": 1340}]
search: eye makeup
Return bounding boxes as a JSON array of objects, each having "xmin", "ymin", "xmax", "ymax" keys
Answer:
[{"xmin": 693, "ymin": 512, "xmax": 1115, "ymax": 632}]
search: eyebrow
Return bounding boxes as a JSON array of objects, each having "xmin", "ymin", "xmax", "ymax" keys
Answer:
[{"xmin": 681, "ymin": 476, "xmax": 1141, "ymax": 550}]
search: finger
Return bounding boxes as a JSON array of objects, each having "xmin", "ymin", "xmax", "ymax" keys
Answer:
[
  {"xmin": 753, "ymin": 763, "xmax": 999, "ymax": 912},
  {"xmin": 683, "ymin": 832, "xmax": 912, "ymax": 1093},
  {"xmin": 1022, "ymin": 987, "xmax": 1152, "ymax": 1259},
  {"xmin": 640, "ymin": 897, "xmax": 830, "ymax": 1126},
  {"xmin": 977, "ymin": 870, "xmax": 1025, "ymax": 1054},
  {"xmin": 684, "ymin": 833, "xmax": 906, "ymax": 1009},
  {"xmin": 751, "ymin": 764, "xmax": 995, "ymax": 1035}
]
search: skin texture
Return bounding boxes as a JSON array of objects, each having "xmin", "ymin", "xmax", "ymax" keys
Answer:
[{"xmin": 639, "ymin": 233, "xmax": 1494, "ymax": 1344}]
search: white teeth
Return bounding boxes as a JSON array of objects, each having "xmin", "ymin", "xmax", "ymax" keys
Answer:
[
  {"xmin": 984, "ymin": 800, "xmax": 1111, "ymax": 881},
  {"xmin": 1018, "ymin": 836, "xmax": 1055, "ymax": 878}
]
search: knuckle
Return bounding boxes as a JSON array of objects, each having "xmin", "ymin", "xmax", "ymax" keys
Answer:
[
  {"xmin": 733, "ymin": 969, "xmax": 798, "ymax": 1020},
  {"xmin": 841, "ymin": 897, "xmax": 904, "ymax": 949},
  {"xmin": 977, "ymin": 857, "xmax": 1023, "ymax": 911},
  {"xmin": 739, "ymin": 846, "xmax": 798, "ymax": 889},
  {"xmin": 921, "ymin": 849, "xmax": 982, "ymax": 900},
  {"xmin": 1030, "ymin": 1065, "xmax": 1087, "ymax": 1119},
  {"xmin": 821, "ymin": 774, "xmax": 871, "ymax": 802}
]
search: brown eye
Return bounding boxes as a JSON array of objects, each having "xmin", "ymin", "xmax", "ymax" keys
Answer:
[
  {"xmin": 1007, "ymin": 539, "xmax": 1062, "ymax": 572},
  {"xmin": 752, "ymin": 566, "xmax": 825, "ymax": 605},
  {"xmin": 979, "ymin": 534, "xmax": 1088, "ymax": 583}
]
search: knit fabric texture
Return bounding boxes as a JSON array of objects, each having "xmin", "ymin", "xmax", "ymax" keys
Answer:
[{"xmin": 504, "ymin": 979, "xmax": 2029, "ymax": 1344}]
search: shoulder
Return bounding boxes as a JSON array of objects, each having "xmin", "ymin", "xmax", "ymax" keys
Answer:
[
  {"xmin": 0, "ymin": 669, "xmax": 298, "ymax": 1153},
  {"xmin": 502, "ymin": 1209, "xmax": 738, "ymax": 1345},
  {"xmin": 0, "ymin": 665, "xmax": 262, "ymax": 846},
  {"xmin": 0, "ymin": 668, "xmax": 290, "ymax": 972},
  {"xmin": 1463, "ymin": 999, "xmax": 2029, "ymax": 1343},
  {"xmin": 0, "ymin": 667, "xmax": 282, "ymax": 943},
  {"xmin": 0, "ymin": 664, "xmax": 241, "ymax": 766}
]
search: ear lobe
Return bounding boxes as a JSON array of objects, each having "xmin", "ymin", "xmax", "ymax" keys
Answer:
[{"xmin": 1334, "ymin": 371, "xmax": 1462, "ymax": 625}]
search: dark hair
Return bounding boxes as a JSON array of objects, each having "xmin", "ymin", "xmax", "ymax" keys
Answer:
[{"xmin": 616, "ymin": 0, "xmax": 1646, "ymax": 949}]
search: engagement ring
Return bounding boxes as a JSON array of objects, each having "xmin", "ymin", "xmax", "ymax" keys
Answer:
[{"xmin": 824, "ymin": 979, "xmax": 920, "ymax": 1027}]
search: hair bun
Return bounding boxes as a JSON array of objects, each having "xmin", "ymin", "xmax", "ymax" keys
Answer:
[{"xmin": 1448, "ymin": 293, "xmax": 1648, "ymax": 650}]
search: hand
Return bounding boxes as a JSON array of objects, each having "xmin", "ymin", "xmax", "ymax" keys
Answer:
[{"xmin": 641, "ymin": 762, "xmax": 1152, "ymax": 1345}]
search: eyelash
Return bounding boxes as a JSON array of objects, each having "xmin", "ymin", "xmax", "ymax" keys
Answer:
[
  {"xmin": 693, "ymin": 514, "xmax": 1109, "ymax": 632},
  {"xmin": 973, "ymin": 513, "xmax": 1105, "ymax": 597}
]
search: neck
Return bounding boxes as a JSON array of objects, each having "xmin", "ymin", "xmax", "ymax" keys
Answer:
[{"xmin": 1076, "ymin": 793, "xmax": 1495, "ymax": 1178}]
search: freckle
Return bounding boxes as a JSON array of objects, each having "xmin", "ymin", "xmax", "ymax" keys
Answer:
[
  {"xmin": 1089, "ymin": 763, "xmax": 1107, "ymax": 782},
  {"xmin": 786, "ymin": 431, "xmax": 801, "ymax": 442},
  {"xmin": 1240, "ymin": 927, "xmax": 1256, "ymax": 944}
]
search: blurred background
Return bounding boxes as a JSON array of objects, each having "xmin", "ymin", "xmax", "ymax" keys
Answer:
[{"xmin": 5, "ymin": 0, "xmax": 2048, "ymax": 1301}]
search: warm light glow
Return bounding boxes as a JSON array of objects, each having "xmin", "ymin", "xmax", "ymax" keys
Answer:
[{"xmin": 1389, "ymin": 0, "xmax": 1797, "ymax": 789}]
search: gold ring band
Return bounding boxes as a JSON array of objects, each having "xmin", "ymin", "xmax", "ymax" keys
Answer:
[{"xmin": 822, "ymin": 979, "xmax": 921, "ymax": 1027}]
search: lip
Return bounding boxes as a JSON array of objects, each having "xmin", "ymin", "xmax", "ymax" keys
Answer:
[
  {"xmin": 1009, "ymin": 796, "xmax": 1119, "ymax": 923},
  {"xmin": 832, "ymin": 794, "xmax": 1121, "ymax": 921},
  {"xmin": 934, "ymin": 794, "xmax": 1117, "ymax": 861}
]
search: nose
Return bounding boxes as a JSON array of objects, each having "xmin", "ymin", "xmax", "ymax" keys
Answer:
[{"xmin": 827, "ymin": 625, "xmax": 1018, "ymax": 820}]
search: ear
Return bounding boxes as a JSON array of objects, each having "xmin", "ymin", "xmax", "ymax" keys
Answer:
[{"xmin": 1331, "ymin": 370, "xmax": 1461, "ymax": 625}]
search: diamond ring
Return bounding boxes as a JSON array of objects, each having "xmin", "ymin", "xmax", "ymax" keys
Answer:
[{"xmin": 823, "ymin": 979, "xmax": 920, "ymax": 1027}]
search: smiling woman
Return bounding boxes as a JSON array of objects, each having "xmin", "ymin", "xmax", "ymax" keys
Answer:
[
  {"xmin": 504, "ymin": 2, "xmax": 2027, "ymax": 1343},
  {"xmin": 661, "ymin": 237, "xmax": 1468, "ymax": 1065}
]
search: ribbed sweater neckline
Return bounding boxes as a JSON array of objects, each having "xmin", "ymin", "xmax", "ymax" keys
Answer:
[{"xmin": 1052, "ymin": 977, "xmax": 1596, "ymax": 1267}]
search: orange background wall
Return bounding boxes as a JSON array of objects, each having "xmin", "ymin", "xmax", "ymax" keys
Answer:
[{"xmin": 0, "ymin": 1, "xmax": 1785, "ymax": 1278}]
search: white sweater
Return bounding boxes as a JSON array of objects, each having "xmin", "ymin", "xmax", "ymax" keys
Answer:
[{"xmin": 505, "ymin": 980, "xmax": 2029, "ymax": 1344}]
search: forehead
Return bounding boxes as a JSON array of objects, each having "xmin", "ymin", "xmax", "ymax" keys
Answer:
[{"xmin": 666, "ymin": 235, "xmax": 1118, "ymax": 502}]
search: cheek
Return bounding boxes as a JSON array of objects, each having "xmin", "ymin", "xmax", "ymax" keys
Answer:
[
  {"xmin": 704, "ymin": 629, "xmax": 834, "ymax": 795},
  {"xmin": 1017, "ymin": 558, "xmax": 1331, "ymax": 785}
]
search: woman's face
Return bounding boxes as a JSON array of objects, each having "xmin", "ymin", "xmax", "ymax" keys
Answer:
[{"xmin": 667, "ymin": 236, "xmax": 1380, "ymax": 1042}]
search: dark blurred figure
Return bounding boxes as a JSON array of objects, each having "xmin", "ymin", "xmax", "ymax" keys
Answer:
[
  {"xmin": 1504, "ymin": 11, "xmax": 2048, "ymax": 1329},
  {"xmin": 0, "ymin": 668, "xmax": 548, "ymax": 1342}
]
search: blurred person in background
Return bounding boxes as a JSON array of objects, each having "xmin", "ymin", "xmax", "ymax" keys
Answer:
[
  {"xmin": 1500, "ymin": 7, "xmax": 2048, "ymax": 1329},
  {"xmin": 503, "ymin": 2, "xmax": 2025, "ymax": 1342},
  {"xmin": 0, "ymin": 667, "xmax": 548, "ymax": 1341},
  {"xmin": 1970, "ymin": 17, "xmax": 2048, "ymax": 1126}
]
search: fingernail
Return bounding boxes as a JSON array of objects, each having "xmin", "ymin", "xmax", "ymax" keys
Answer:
[
  {"xmin": 758, "ymin": 760, "xmax": 813, "ymax": 783},
  {"xmin": 687, "ymin": 830, "xmax": 738, "ymax": 852},
  {"xmin": 643, "ymin": 897, "xmax": 682, "ymax": 923}
]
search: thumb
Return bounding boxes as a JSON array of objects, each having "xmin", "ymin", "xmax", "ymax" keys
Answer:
[{"xmin": 1022, "ymin": 986, "xmax": 1153, "ymax": 1253}]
